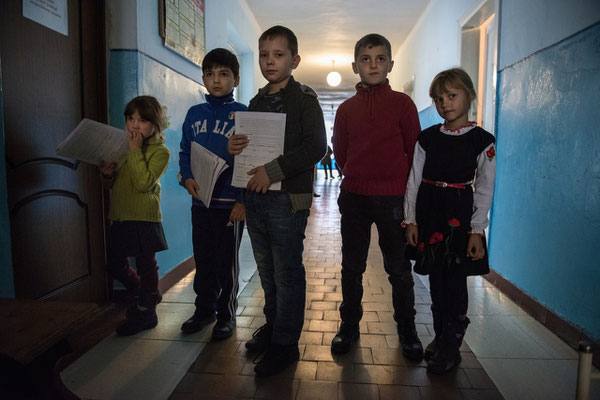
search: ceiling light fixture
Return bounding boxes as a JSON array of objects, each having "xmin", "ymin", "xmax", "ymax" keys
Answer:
[{"xmin": 326, "ymin": 60, "xmax": 341, "ymax": 87}]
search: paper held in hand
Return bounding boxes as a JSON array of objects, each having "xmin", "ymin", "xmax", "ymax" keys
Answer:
[
  {"xmin": 56, "ymin": 119, "xmax": 129, "ymax": 167},
  {"xmin": 190, "ymin": 142, "xmax": 229, "ymax": 208},
  {"xmin": 231, "ymin": 111, "xmax": 286, "ymax": 191}
]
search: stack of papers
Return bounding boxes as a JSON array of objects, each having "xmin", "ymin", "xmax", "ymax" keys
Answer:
[
  {"xmin": 56, "ymin": 119, "xmax": 129, "ymax": 168},
  {"xmin": 232, "ymin": 111, "xmax": 285, "ymax": 191},
  {"xmin": 190, "ymin": 142, "xmax": 229, "ymax": 208}
]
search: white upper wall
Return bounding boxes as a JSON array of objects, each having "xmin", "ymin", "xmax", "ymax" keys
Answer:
[
  {"xmin": 106, "ymin": 0, "xmax": 263, "ymax": 105},
  {"xmin": 389, "ymin": 0, "xmax": 485, "ymax": 111},
  {"xmin": 499, "ymin": 0, "xmax": 600, "ymax": 69},
  {"xmin": 205, "ymin": 0, "xmax": 263, "ymax": 105}
]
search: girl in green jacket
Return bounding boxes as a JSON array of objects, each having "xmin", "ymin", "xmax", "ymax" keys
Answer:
[{"xmin": 99, "ymin": 96, "xmax": 170, "ymax": 336}]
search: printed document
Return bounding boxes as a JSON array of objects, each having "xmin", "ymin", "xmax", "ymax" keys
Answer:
[
  {"xmin": 232, "ymin": 112, "xmax": 286, "ymax": 190},
  {"xmin": 190, "ymin": 142, "xmax": 229, "ymax": 208},
  {"xmin": 56, "ymin": 119, "xmax": 129, "ymax": 167}
]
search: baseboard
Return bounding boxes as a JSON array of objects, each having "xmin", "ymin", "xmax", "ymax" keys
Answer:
[
  {"xmin": 158, "ymin": 256, "xmax": 195, "ymax": 294},
  {"xmin": 484, "ymin": 268, "xmax": 599, "ymax": 368}
]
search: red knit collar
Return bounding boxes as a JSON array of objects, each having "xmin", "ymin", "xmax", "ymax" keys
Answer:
[{"xmin": 355, "ymin": 79, "xmax": 391, "ymax": 93}]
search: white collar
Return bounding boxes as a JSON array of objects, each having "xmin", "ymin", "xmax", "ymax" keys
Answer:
[{"xmin": 440, "ymin": 121, "xmax": 478, "ymax": 136}]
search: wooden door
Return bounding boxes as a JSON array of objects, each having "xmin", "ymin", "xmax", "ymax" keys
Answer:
[{"xmin": 1, "ymin": 0, "xmax": 108, "ymax": 301}]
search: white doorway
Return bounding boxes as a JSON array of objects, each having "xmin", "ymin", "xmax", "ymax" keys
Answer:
[{"xmin": 460, "ymin": 0, "xmax": 498, "ymax": 134}]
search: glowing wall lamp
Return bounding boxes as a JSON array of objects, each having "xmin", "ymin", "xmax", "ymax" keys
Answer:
[{"xmin": 326, "ymin": 60, "xmax": 341, "ymax": 87}]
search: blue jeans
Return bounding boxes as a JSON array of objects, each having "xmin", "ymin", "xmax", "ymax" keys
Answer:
[{"xmin": 245, "ymin": 191, "xmax": 309, "ymax": 346}]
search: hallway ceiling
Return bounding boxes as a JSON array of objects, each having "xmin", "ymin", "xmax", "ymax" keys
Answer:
[{"xmin": 244, "ymin": 0, "xmax": 430, "ymax": 114}]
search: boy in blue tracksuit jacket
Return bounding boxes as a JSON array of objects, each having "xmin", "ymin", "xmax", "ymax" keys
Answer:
[{"xmin": 178, "ymin": 48, "xmax": 247, "ymax": 339}]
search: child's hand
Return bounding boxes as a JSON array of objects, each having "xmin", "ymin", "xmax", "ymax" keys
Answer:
[
  {"xmin": 98, "ymin": 160, "xmax": 117, "ymax": 177},
  {"xmin": 228, "ymin": 135, "xmax": 249, "ymax": 155},
  {"xmin": 184, "ymin": 178, "xmax": 201, "ymax": 200},
  {"xmin": 405, "ymin": 224, "xmax": 419, "ymax": 246},
  {"xmin": 128, "ymin": 130, "xmax": 144, "ymax": 150},
  {"xmin": 247, "ymin": 166, "xmax": 270, "ymax": 193},
  {"xmin": 229, "ymin": 202, "xmax": 245, "ymax": 222},
  {"xmin": 467, "ymin": 234, "xmax": 485, "ymax": 260}
]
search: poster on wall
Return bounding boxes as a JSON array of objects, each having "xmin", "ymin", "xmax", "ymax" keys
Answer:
[
  {"xmin": 160, "ymin": 0, "xmax": 205, "ymax": 66},
  {"xmin": 22, "ymin": 0, "xmax": 68, "ymax": 36}
]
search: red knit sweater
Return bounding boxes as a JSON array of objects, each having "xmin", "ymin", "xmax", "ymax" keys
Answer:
[{"xmin": 332, "ymin": 80, "xmax": 420, "ymax": 196}]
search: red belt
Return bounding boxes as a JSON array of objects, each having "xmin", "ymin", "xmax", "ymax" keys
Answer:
[{"xmin": 422, "ymin": 179, "xmax": 471, "ymax": 189}]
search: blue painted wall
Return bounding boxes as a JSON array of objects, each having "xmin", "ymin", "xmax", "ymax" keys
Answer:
[
  {"xmin": 107, "ymin": 0, "xmax": 261, "ymax": 277},
  {"xmin": 0, "ymin": 69, "xmax": 15, "ymax": 298},
  {"xmin": 107, "ymin": 49, "xmax": 204, "ymax": 274},
  {"xmin": 490, "ymin": 22, "xmax": 600, "ymax": 339},
  {"xmin": 418, "ymin": 104, "xmax": 443, "ymax": 131}
]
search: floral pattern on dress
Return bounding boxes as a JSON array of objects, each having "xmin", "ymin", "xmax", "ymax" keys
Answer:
[{"xmin": 486, "ymin": 146, "xmax": 495, "ymax": 161}]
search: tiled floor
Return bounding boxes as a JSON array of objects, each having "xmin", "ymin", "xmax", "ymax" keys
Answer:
[{"xmin": 61, "ymin": 175, "xmax": 600, "ymax": 400}]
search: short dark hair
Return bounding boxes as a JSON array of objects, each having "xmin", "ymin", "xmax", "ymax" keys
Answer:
[
  {"xmin": 124, "ymin": 95, "xmax": 165, "ymax": 134},
  {"xmin": 354, "ymin": 33, "xmax": 392, "ymax": 60},
  {"xmin": 259, "ymin": 25, "xmax": 298, "ymax": 57},
  {"xmin": 429, "ymin": 68, "xmax": 477, "ymax": 105},
  {"xmin": 202, "ymin": 48, "xmax": 240, "ymax": 78}
]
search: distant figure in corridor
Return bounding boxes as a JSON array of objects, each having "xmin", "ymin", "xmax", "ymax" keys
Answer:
[
  {"xmin": 99, "ymin": 96, "xmax": 170, "ymax": 336},
  {"xmin": 320, "ymin": 145, "xmax": 334, "ymax": 179},
  {"xmin": 228, "ymin": 25, "xmax": 327, "ymax": 377},
  {"xmin": 331, "ymin": 34, "xmax": 423, "ymax": 360},
  {"xmin": 403, "ymin": 68, "xmax": 496, "ymax": 374}
]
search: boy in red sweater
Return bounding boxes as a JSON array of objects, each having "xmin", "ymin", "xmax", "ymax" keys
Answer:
[{"xmin": 331, "ymin": 34, "xmax": 423, "ymax": 360}]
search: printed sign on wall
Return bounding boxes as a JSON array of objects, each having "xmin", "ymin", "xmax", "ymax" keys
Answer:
[
  {"xmin": 162, "ymin": 0, "xmax": 205, "ymax": 66},
  {"xmin": 23, "ymin": 0, "xmax": 68, "ymax": 36}
]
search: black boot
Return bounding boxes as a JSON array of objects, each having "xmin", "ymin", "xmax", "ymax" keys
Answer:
[
  {"xmin": 426, "ymin": 317, "xmax": 469, "ymax": 374},
  {"xmin": 424, "ymin": 306, "xmax": 443, "ymax": 360},
  {"xmin": 397, "ymin": 319, "xmax": 423, "ymax": 361},
  {"xmin": 126, "ymin": 291, "xmax": 162, "ymax": 320},
  {"xmin": 116, "ymin": 306, "xmax": 158, "ymax": 336},
  {"xmin": 331, "ymin": 322, "xmax": 360, "ymax": 354},
  {"xmin": 245, "ymin": 323, "xmax": 272, "ymax": 352},
  {"xmin": 254, "ymin": 343, "xmax": 300, "ymax": 376}
]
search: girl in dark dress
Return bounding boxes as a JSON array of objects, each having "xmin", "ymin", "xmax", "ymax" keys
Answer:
[{"xmin": 403, "ymin": 68, "xmax": 496, "ymax": 374}]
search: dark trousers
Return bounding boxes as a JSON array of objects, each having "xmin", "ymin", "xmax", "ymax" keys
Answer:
[
  {"xmin": 106, "ymin": 249, "xmax": 159, "ymax": 307},
  {"xmin": 429, "ymin": 265, "xmax": 468, "ymax": 341},
  {"xmin": 192, "ymin": 205, "xmax": 244, "ymax": 322},
  {"xmin": 338, "ymin": 191, "xmax": 416, "ymax": 325}
]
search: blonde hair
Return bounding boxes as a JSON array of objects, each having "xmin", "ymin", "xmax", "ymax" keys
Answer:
[{"xmin": 429, "ymin": 68, "xmax": 476, "ymax": 105}]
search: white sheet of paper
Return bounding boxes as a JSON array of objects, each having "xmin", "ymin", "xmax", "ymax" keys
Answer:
[
  {"xmin": 190, "ymin": 142, "xmax": 229, "ymax": 208},
  {"xmin": 232, "ymin": 111, "xmax": 286, "ymax": 190},
  {"xmin": 56, "ymin": 119, "xmax": 129, "ymax": 167}
]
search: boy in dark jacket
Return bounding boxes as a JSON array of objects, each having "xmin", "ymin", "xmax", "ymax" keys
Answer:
[
  {"xmin": 178, "ymin": 48, "xmax": 246, "ymax": 340},
  {"xmin": 229, "ymin": 25, "xmax": 327, "ymax": 376},
  {"xmin": 331, "ymin": 34, "xmax": 423, "ymax": 360}
]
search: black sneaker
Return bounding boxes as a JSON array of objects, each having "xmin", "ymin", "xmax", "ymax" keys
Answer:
[
  {"xmin": 212, "ymin": 320, "xmax": 235, "ymax": 340},
  {"xmin": 254, "ymin": 344, "xmax": 300, "ymax": 376},
  {"xmin": 180, "ymin": 313, "xmax": 216, "ymax": 334},
  {"xmin": 331, "ymin": 322, "xmax": 360, "ymax": 354},
  {"xmin": 116, "ymin": 308, "xmax": 158, "ymax": 336},
  {"xmin": 397, "ymin": 321, "xmax": 423, "ymax": 361},
  {"xmin": 245, "ymin": 324, "xmax": 272, "ymax": 352}
]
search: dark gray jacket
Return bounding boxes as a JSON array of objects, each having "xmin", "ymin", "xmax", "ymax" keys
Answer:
[{"xmin": 249, "ymin": 76, "xmax": 327, "ymax": 211}]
